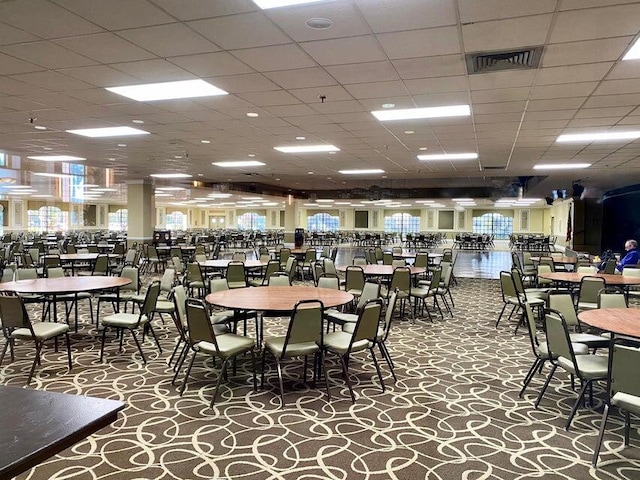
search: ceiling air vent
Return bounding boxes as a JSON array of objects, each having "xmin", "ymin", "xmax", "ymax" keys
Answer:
[
  {"xmin": 483, "ymin": 166, "xmax": 506, "ymax": 171},
  {"xmin": 466, "ymin": 46, "xmax": 543, "ymax": 74}
]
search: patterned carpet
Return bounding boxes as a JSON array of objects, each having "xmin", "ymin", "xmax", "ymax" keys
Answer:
[{"xmin": 3, "ymin": 277, "xmax": 639, "ymax": 480}]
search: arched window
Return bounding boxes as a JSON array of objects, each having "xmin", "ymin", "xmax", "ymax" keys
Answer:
[
  {"xmin": 473, "ymin": 213, "xmax": 513, "ymax": 240},
  {"xmin": 166, "ymin": 211, "xmax": 187, "ymax": 231},
  {"xmin": 384, "ymin": 213, "xmax": 420, "ymax": 234},
  {"xmin": 108, "ymin": 209, "xmax": 128, "ymax": 231},
  {"xmin": 307, "ymin": 212, "xmax": 338, "ymax": 231},
  {"xmin": 27, "ymin": 206, "xmax": 68, "ymax": 232},
  {"xmin": 237, "ymin": 212, "xmax": 265, "ymax": 231}
]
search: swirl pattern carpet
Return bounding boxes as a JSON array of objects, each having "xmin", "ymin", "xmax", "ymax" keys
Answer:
[{"xmin": 1, "ymin": 278, "xmax": 638, "ymax": 479}]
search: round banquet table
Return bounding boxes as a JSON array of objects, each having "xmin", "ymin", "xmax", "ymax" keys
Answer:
[
  {"xmin": 537, "ymin": 272, "xmax": 640, "ymax": 286},
  {"xmin": 198, "ymin": 259, "xmax": 268, "ymax": 270},
  {"xmin": 336, "ymin": 264, "xmax": 426, "ymax": 277},
  {"xmin": 206, "ymin": 286, "xmax": 353, "ymax": 345},
  {"xmin": 0, "ymin": 276, "xmax": 132, "ymax": 331},
  {"xmin": 578, "ymin": 308, "xmax": 640, "ymax": 338}
]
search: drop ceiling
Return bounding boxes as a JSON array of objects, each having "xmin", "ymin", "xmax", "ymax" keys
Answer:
[{"xmin": 0, "ymin": 0, "xmax": 639, "ymax": 202}]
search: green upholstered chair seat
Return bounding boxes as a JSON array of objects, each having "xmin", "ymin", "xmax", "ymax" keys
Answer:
[
  {"xmin": 195, "ymin": 334, "xmax": 254, "ymax": 358},
  {"xmin": 102, "ymin": 312, "xmax": 149, "ymax": 328},
  {"xmin": 557, "ymin": 354, "xmax": 608, "ymax": 378},
  {"xmin": 263, "ymin": 336, "xmax": 319, "ymax": 357},
  {"xmin": 11, "ymin": 322, "xmax": 69, "ymax": 340},
  {"xmin": 612, "ymin": 392, "xmax": 640, "ymax": 413},
  {"xmin": 323, "ymin": 331, "xmax": 370, "ymax": 355}
]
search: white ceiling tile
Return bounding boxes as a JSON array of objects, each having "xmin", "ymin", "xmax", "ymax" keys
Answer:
[
  {"xmin": 264, "ymin": 68, "xmax": 337, "ymax": 89},
  {"xmin": 405, "ymin": 76, "xmax": 469, "ymax": 95},
  {"xmin": 560, "ymin": 0, "xmax": 640, "ymax": 9},
  {"xmin": 237, "ymin": 90, "xmax": 301, "ymax": 107},
  {"xmin": 266, "ymin": 2, "xmax": 370, "ymax": 41},
  {"xmin": 583, "ymin": 93, "xmax": 640, "ymax": 109},
  {"xmin": 111, "ymin": 59, "xmax": 195, "ymax": 82},
  {"xmin": 289, "ymin": 85, "xmax": 353, "ymax": 104},
  {"xmin": 524, "ymin": 110, "xmax": 577, "ymax": 121},
  {"xmin": 65, "ymin": 88, "xmax": 129, "ymax": 106},
  {"xmin": 54, "ymin": 33, "xmax": 156, "ymax": 64},
  {"xmin": 594, "ymin": 79, "xmax": 640, "ymax": 96},
  {"xmin": 530, "ymin": 82, "xmax": 598, "ymax": 100},
  {"xmin": 231, "ymin": 44, "xmax": 316, "ymax": 72},
  {"xmin": 148, "ymin": 0, "xmax": 257, "ymax": 20},
  {"xmin": 607, "ymin": 61, "xmax": 640, "ymax": 80},
  {"xmin": 567, "ymin": 117, "xmax": 624, "ymax": 128},
  {"xmin": 311, "ymin": 100, "xmax": 367, "ymax": 114},
  {"xmin": 356, "ymin": 0, "xmax": 456, "ymax": 33},
  {"xmin": 575, "ymin": 107, "xmax": 634, "ymax": 118},
  {"xmin": 413, "ymin": 92, "xmax": 471, "ymax": 107},
  {"xmin": 377, "ymin": 27, "xmax": 460, "ymax": 60},
  {"xmin": 0, "ymin": 96, "xmax": 51, "ymax": 112},
  {"xmin": 52, "ymin": 0, "xmax": 175, "ymax": 29},
  {"xmin": 535, "ymin": 63, "xmax": 614, "ymax": 85},
  {"xmin": 471, "ymin": 87, "xmax": 531, "ymax": 104},
  {"xmin": 392, "ymin": 55, "xmax": 466, "ymax": 80},
  {"xmin": 188, "ymin": 12, "xmax": 291, "ymax": 50},
  {"xmin": 0, "ymin": 0, "xmax": 104, "ymax": 39},
  {"xmin": 170, "ymin": 52, "xmax": 254, "ymax": 77},
  {"xmin": 0, "ymin": 22, "xmax": 41, "ymax": 45},
  {"xmin": 0, "ymin": 53, "xmax": 44, "ymax": 76},
  {"xmin": 301, "ymin": 36, "xmax": 387, "ymax": 66},
  {"xmin": 458, "ymin": 0, "xmax": 557, "ymax": 22},
  {"xmin": 118, "ymin": 24, "xmax": 219, "ymax": 58},
  {"xmin": 527, "ymin": 98, "xmax": 587, "ymax": 111},
  {"xmin": 462, "ymin": 14, "xmax": 553, "ymax": 51},
  {"xmin": 543, "ymin": 37, "xmax": 632, "ymax": 67},
  {"xmin": 469, "ymin": 70, "xmax": 536, "ymax": 91},
  {"xmin": 1, "ymin": 41, "xmax": 97, "ymax": 69},
  {"xmin": 263, "ymin": 104, "xmax": 319, "ymax": 117},
  {"xmin": 208, "ymin": 74, "xmax": 280, "ymax": 94},
  {"xmin": 9, "ymin": 71, "xmax": 93, "ymax": 92},
  {"xmin": 473, "ymin": 102, "xmax": 527, "ymax": 114},
  {"xmin": 58, "ymin": 65, "xmax": 141, "ymax": 88},
  {"xmin": 27, "ymin": 92, "xmax": 92, "ymax": 109},
  {"xmin": 0, "ymin": 77, "xmax": 50, "ymax": 96},
  {"xmin": 326, "ymin": 61, "xmax": 399, "ymax": 85},
  {"xmin": 343, "ymin": 81, "xmax": 408, "ymax": 100},
  {"xmin": 550, "ymin": 4, "xmax": 640, "ymax": 43}
]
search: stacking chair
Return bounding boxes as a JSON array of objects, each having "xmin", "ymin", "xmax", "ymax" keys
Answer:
[
  {"xmin": 511, "ymin": 268, "xmax": 546, "ymax": 333},
  {"xmin": 535, "ymin": 309, "xmax": 608, "ymax": 430},
  {"xmin": 232, "ymin": 251, "xmax": 246, "ymax": 262},
  {"xmin": 249, "ymin": 259, "xmax": 279, "ymax": 287},
  {"xmin": 96, "ymin": 266, "xmax": 140, "ymax": 325},
  {"xmin": 179, "ymin": 298, "xmax": 256, "ymax": 407},
  {"xmin": 435, "ymin": 261, "xmax": 455, "ymax": 317},
  {"xmin": 410, "ymin": 266, "xmax": 442, "ymax": 322},
  {"xmin": 168, "ymin": 285, "xmax": 191, "ymax": 371},
  {"xmin": 317, "ymin": 273, "xmax": 340, "ymax": 290},
  {"xmin": 496, "ymin": 271, "xmax": 520, "ymax": 328},
  {"xmin": 325, "ymin": 281, "xmax": 381, "ymax": 330},
  {"xmin": 78, "ymin": 254, "xmax": 109, "ymax": 277},
  {"xmin": 519, "ymin": 302, "xmax": 588, "ymax": 398},
  {"xmin": 267, "ymin": 272, "xmax": 291, "ymax": 286},
  {"xmin": 548, "ymin": 292, "xmax": 609, "ymax": 349},
  {"xmin": 352, "ymin": 256, "xmax": 367, "ymax": 266},
  {"xmin": 99, "ymin": 281, "xmax": 162, "ymax": 364},
  {"xmin": 382, "ymin": 252, "xmax": 393, "ymax": 265},
  {"xmin": 185, "ymin": 262, "xmax": 206, "ymax": 297},
  {"xmin": 299, "ymin": 249, "xmax": 316, "ymax": 279},
  {"xmin": 576, "ymin": 276, "xmax": 606, "ymax": 311},
  {"xmin": 112, "ymin": 248, "xmax": 137, "ymax": 275},
  {"xmin": 261, "ymin": 300, "xmax": 328, "ymax": 406},
  {"xmin": 226, "ymin": 261, "xmax": 247, "ymax": 289},
  {"xmin": 622, "ymin": 267, "xmax": 640, "ymax": 302},
  {"xmin": 322, "ymin": 258, "xmax": 337, "ymax": 277},
  {"xmin": 279, "ymin": 248, "xmax": 291, "ymax": 270},
  {"xmin": 592, "ymin": 339, "xmax": 640, "ymax": 465},
  {"xmin": 284, "ymin": 257, "xmax": 298, "ymax": 284},
  {"xmin": 0, "ymin": 292, "xmax": 72, "ymax": 385},
  {"xmin": 598, "ymin": 288, "xmax": 628, "ymax": 309},
  {"xmin": 602, "ymin": 259, "xmax": 617, "ymax": 274},
  {"xmin": 323, "ymin": 299, "xmax": 385, "ymax": 403},
  {"xmin": 344, "ymin": 266, "xmax": 365, "ymax": 301}
]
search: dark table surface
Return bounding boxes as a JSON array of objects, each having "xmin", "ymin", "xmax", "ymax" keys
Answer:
[{"xmin": 0, "ymin": 386, "xmax": 125, "ymax": 479}]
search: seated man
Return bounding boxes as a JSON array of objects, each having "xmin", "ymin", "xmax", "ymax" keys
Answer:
[{"xmin": 617, "ymin": 239, "xmax": 640, "ymax": 272}]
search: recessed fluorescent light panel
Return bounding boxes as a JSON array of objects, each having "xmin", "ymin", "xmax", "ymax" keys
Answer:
[
  {"xmin": 371, "ymin": 105, "xmax": 470, "ymax": 121},
  {"xmin": 67, "ymin": 127, "xmax": 150, "ymax": 138},
  {"xmin": 339, "ymin": 169, "xmax": 385, "ymax": 175},
  {"xmin": 106, "ymin": 79, "xmax": 228, "ymax": 102},
  {"xmin": 252, "ymin": 0, "xmax": 326, "ymax": 9},
  {"xmin": 623, "ymin": 38, "xmax": 640, "ymax": 60},
  {"xmin": 28, "ymin": 155, "xmax": 86, "ymax": 162},
  {"xmin": 150, "ymin": 173, "xmax": 192, "ymax": 179},
  {"xmin": 274, "ymin": 145, "xmax": 340, "ymax": 153},
  {"xmin": 212, "ymin": 161, "xmax": 265, "ymax": 167},
  {"xmin": 533, "ymin": 164, "xmax": 591, "ymax": 170},
  {"xmin": 418, "ymin": 153, "xmax": 478, "ymax": 161},
  {"xmin": 556, "ymin": 131, "xmax": 640, "ymax": 142}
]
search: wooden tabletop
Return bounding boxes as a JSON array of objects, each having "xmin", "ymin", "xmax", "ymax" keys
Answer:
[
  {"xmin": 578, "ymin": 308, "xmax": 640, "ymax": 338},
  {"xmin": 0, "ymin": 276, "xmax": 131, "ymax": 294},
  {"xmin": 199, "ymin": 259, "xmax": 268, "ymax": 269},
  {"xmin": 0, "ymin": 386, "xmax": 125, "ymax": 479},
  {"xmin": 336, "ymin": 264, "xmax": 426, "ymax": 276},
  {"xmin": 206, "ymin": 286, "xmax": 353, "ymax": 312},
  {"xmin": 59, "ymin": 253, "xmax": 119, "ymax": 261},
  {"xmin": 538, "ymin": 271, "xmax": 640, "ymax": 285}
]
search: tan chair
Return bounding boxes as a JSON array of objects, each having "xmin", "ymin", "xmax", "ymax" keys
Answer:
[
  {"xmin": 226, "ymin": 261, "xmax": 247, "ymax": 289},
  {"xmin": 179, "ymin": 298, "xmax": 256, "ymax": 407},
  {"xmin": 261, "ymin": 299, "xmax": 328, "ymax": 406},
  {"xmin": 0, "ymin": 292, "xmax": 72, "ymax": 385}
]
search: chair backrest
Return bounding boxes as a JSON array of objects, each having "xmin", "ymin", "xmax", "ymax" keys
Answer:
[
  {"xmin": 160, "ymin": 268, "xmax": 175, "ymax": 293},
  {"xmin": 510, "ymin": 268, "xmax": 527, "ymax": 299},
  {"xmin": 439, "ymin": 261, "xmax": 452, "ymax": 286},
  {"xmin": 351, "ymin": 299, "xmax": 384, "ymax": 346},
  {"xmin": 210, "ymin": 278, "xmax": 229, "ymax": 293},
  {"xmin": 622, "ymin": 266, "xmax": 640, "ymax": 277},
  {"xmin": 322, "ymin": 258, "xmax": 337, "ymax": 276},
  {"xmin": 185, "ymin": 298, "xmax": 218, "ymax": 350},
  {"xmin": 578, "ymin": 276, "xmax": 605, "ymax": 304},
  {"xmin": 380, "ymin": 288, "xmax": 398, "ymax": 341},
  {"xmin": 262, "ymin": 260, "xmax": 281, "ymax": 285},
  {"xmin": 576, "ymin": 266, "xmax": 595, "ymax": 274},
  {"xmin": 285, "ymin": 258, "xmax": 297, "ymax": 283},
  {"xmin": 304, "ymin": 249, "xmax": 316, "ymax": 263},
  {"xmin": 345, "ymin": 266, "xmax": 365, "ymax": 292},
  {"xmin": 232, "ymin": 251, "xmax": 246, "ymax": 262},
  {"xmin": 124, "ymin": 249, "xmax": 137, "ymax": 265},
  {"xmin": 544, "ymin": 309, "xmax": 579, "ymax": 372},
  {"xmin": 46, "ymin": 267, "xmax": 65, "ymax": 278},
  {"xmin": 603, "ymin": 258, "xmax": 617, "ymax": 274},
  {"xmin": 499, "ymin": 270, "xmax": 517, "ymax": 301},
  {"xmin": 547, "ymin": 292, "xmax": 579, "ymax": 328},
  {"xmin": 413, "ymin": 253, "xmax": 428, "ymax": 268},
  {"xmin": 120, "ymin": 266, "xmax": 140, "ymax": 293},
  {"xmin": 172, "ymin": 285, "xmax": 188, "ymax": 330},
  {"xmin": 281, "ymin": 300, "xmax": 324, "ymax": 357},
  {"xmin": 259, "ymin": 253, "xmax": 271, "ymax": 263},
  {"xmin": 1, "ymin": 265, "xmax": 15, "ymax": 283},
  {"xmin": 321, "ymin": 246, "xmax": 330, "ymax": 258},
  {"xmin": 186, "ymin": 262, "xmax": 204, "ymax": 283},
  {"xmin": 523, "ymin": 302, "xmax": 541, "ymax": 356},
  {"xmin": 389, "ymin": 267, "xmax": 411, "ymax": 295},
  {"xmin": 268, "ymin": 272, "xmax": 290, "ymax": 286},
  {"xmin": 66, "ymin": 244, "xmax": 77, "ymax": 254},
  {"xmin": 391, "ymin": 259, "xmax": 405, "ymax": 268},
  {"xmin": 597, "ymin": 288, "xmax": 627, "ymax": 308},
  {"xmin": 427, "ymin": 266, "xmax": 443, "ymax": 292},
  {"xmin": 15, "ymin": 268, "xmax": 38, "ymax": 280},
  {"xmin": 226, "ymin": 261, "xmax": 247, "ymax": 288},
  {"xmin": 317, "ymin": 274, "xmax": 339, "ymax": 290},
  {"xmin": 608, "ymin": 339, "xmax": 640, "ymax": 399},
  {"xmin": 352, "ymin": 256, "xmax": 367, "ymax": 266},
  {"xmin": 171, "ymin": 256, "xmax": 184, "ymax": 274},
  {"xmin": 374, "ymin": 247, "xmax": 383, "ymax": 263},
  {"xmin": 0, "ymin": 293, "xmax": 31, "ymax": 331},
  {"xmin": 538, "ymin": 256, "xmax": 555, "ymax": 271},
  {"xmin": 194, "ymin": 253, "xmax": 207, "ymax": 263},
  {"xmin": 140, "ymin": 281, "xmax": 161, "ymax": 317},
  {"xmin": 356, "ymin": 281, "xmax": 381, "ymax": 311},
  {"xmin": 43, "ymin": 255, "xmax": 61, "ymax": 271},
  {"xmin": 28, "ymin": 248, "xmax": 40, "ymax": 265},
  {"xmin": 382, "ymin": 252, "xmax": 393, "ymax": 265},
  {"xmin": 442, "ymin": 249, "xmax": 454, "ymax": 263},
  {"xmin": 92, "ymin": 254, "xmax": 109, "ymax": 275},
  {"xmin": 511, "ymin": 252, "xmax": 523, "ymax": 271},
  {"xmin": 279, "ymin": 248, "xmax": 291, "ymax": 263}
]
